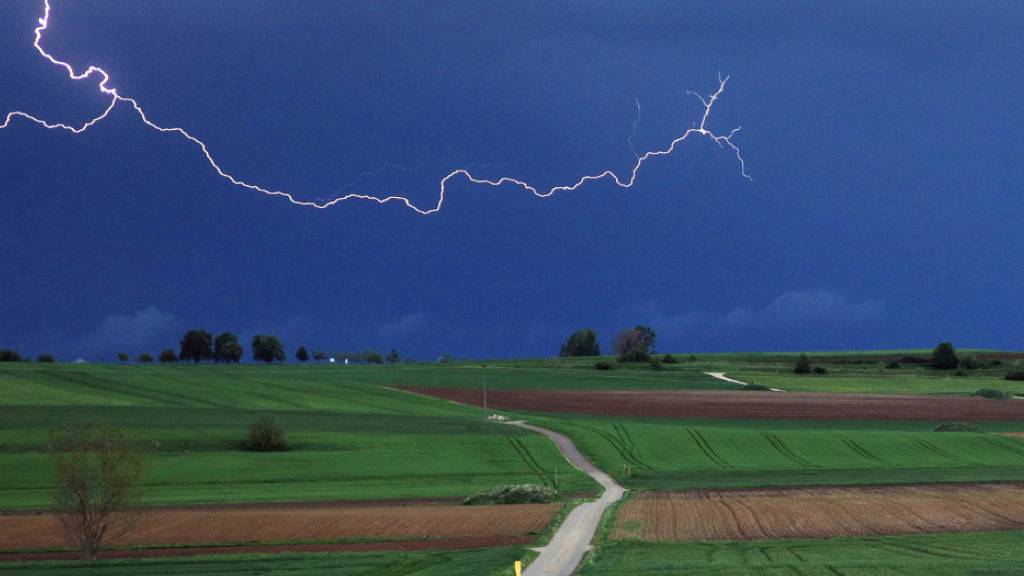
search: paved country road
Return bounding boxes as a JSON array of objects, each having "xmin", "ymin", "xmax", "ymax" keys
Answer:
[{"xmin": 508, "ymin": 421, "xmax": 625, "ymax": 576}]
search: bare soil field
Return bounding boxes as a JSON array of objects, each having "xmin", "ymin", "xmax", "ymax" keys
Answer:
[
  {"xmin": 408, "ymin": 388, "xmax": 1024, "ymax": 421},
  {"xmin": 613, "ymin": 483, "xmax": 1024, "ymax": 541},
  {"xmin": 0, "ymin": 501, "xmax": 559, "ymax": 556}
]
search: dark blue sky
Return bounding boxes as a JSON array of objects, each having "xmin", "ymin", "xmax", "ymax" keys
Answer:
[{"xmin": 2, "ymin": 1, "xmax": 1022, "ymax": 361}]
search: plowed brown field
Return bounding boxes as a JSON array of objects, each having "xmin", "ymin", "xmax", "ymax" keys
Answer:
[
  {"xmin": 407, "ymin": 387, "xmax": 1024, "ymax": 421},
  {"xmin": 613, "ymin": 483, "xmax": 1024, "ymax": 541},
  {"xmin": 0, "ymin": 501, "xmax": 559, "ymax": 553}
]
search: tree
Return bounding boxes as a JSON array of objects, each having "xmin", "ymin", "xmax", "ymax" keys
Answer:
[
  {"xmin": 559, "ymin": 328, "xmax": 601, "ymax": 357},
  {"xmin": 137, "ymin": 353, "xmax": 153, "ymax": 364},
  {"xmin": 245, "ymin": 417, "xmax": 288, "ymax": 452},
  {"xmin": 37, "ymin": 353, "xmax": 56, "ymax": 363},
  {"xmin": 361, "ymin": 349, "xmax": 384, "ymax": 365},
  {"xmin": 49, "ymin": 425, "xmax": 145, "ymax": 560},
  {"xmin": 179, "ymin": 330, "xmax": 213, "ymax": 364},
  {"xmin": 613, "ymin": 326, "xmax": 657, "ymax": 362},
  {"xmin": 251, "ymin": 335, "xmax": 285, "ymax": 364},
  {"xmin": 116, "ymin": 352, "xmax": 129, "ymax": 363},
  {"xmin": 313, "ymin": 350, "xmax": 328, "ymax": 363},
  {"xmin": 386, "ymin": 349, "xmax": 400, "ymax": 364},
  {"xmin": 932, "ymin": 342, "xmax": 959, "ymax": 370},
  {"xmin": 213, "ymin": 333, "xmax": 243, "ymax": 364},
  {"xmin": 158, "ymin": 349, "xmax": 178, "ymax": 364},
  {"xmin": 295, "ymin": 346, "xmax": 309, "ymax": 363},
  {"xmin": 794, "ymin": 353, "xmax": 812, "ymax": 374},
  {"xmin": 0, "ymin": 349, "xmax": 23, "ymax": 362}
]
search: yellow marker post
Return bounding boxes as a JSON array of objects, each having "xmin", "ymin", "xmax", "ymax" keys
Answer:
[{"xmin": 514, "ymin": 560, "xmax": 522, "ymax": 576}]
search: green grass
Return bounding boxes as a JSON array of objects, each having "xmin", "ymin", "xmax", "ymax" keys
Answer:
[
  {"xmin": 0, "ymin": 547, "xmax": 526, "ymax": 576},
  {"xmin": 524, "ymin": 413, "xmax": 1024, "ymax": 491},
  {"xmin": 0, "ymin": 364, "xmax": 596, "ymax": 510},
  {"xmin": 578, "ymin": 531, "xmax": 1024, "ymax": 575}
]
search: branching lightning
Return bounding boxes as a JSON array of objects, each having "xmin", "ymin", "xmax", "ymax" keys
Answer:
[{"xmin": 1, "ymin": 0, "xmax": 750, "ymax": 215}]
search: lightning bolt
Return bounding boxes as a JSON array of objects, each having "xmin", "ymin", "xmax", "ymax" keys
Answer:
[{"xmin": 1, "ymin": 0, "xmax": 750, "ymax": 215}]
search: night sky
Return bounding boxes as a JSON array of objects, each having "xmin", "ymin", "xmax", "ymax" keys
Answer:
[{"xmin": 2, "ymin": 1, "xmax": 1022, "ymax": 361}]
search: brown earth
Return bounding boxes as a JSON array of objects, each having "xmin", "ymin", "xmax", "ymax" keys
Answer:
[
  {"xmin": 406, "ymin": 387, "xmax": 1024, "ymax": 421},
  {"xmin": 613, "ymin": 483, "xmax": 1024, "ymax": 541},
  {"xmin": 0, "ymin": 500, "xmax": 559, "ymax": 557}
]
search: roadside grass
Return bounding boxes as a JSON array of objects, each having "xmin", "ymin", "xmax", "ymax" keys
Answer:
[
  {"xmin": 523, "ymin": 413, "xmax": 1024, "ymax": 491},
  {"xmin": 0, "ymin": 365, "xmax": 597, "ymax": 510},
  {"xmin": 577, "ymin": 531, "xmax": 1024, "ymax": 575},
  {"xmin": 0, "ymin": 547, "xmax": 526, "ymax": 576}
]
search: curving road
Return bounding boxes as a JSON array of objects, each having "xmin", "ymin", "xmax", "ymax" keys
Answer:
[
  {"xmin": 705, "ymin": 371, "xmax": 786, "ymax": 391},
  {"xmin": 507, "ymin": 421, "xmax": 625, "ymax": 576}
]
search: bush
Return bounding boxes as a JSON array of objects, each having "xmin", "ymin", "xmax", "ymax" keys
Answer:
[
  {"xmin": 36, "ymin": 353, "xmax": 55, "ymax": 363},
  {"xmin": 885, "ymin": 361, "xmax": 900, "ymax": 369},
  {"xmin": 933, "ymin": 422, "xmax": 984, "ymax": 433},
  {"xmin": 463, "ymin": 484, "xmax": 556, "ymax": 506},
  {"xmin": 595, "ymin": 361, "xmax": 615, "ymax": 371},
  {"xmin": 972, "ymin": 388, "xmax": 1009, "ymax": 400},
  {"xmin": 245, "ymin": 417, "xmax": 289, "ymax": 452},
  {"xmin": 648, "ymin": 359, "xmax": 663, "ymax": 371},
  {"xmin": 931, "ymin": 342, "xmax": 959, "ymax": 370},
  {"xmin": 794, "ymin": 354, "xmax": 812, "ymax": 374},
  {"xmin": 954, "ymin": 367, "xmax": 969, "ymax": 377},
  {"xmin": 901, "ymin": 355, "xmax": 927, "ymax": 364},
  {"xmin": 1005, "ymin": 372, "xmax": 1024, "ymax": 381},
  {"xmin": 960, "ymin": 354, "xmax": 980, "ymax": 370},
  {"xmin": 0, "ymin": 349, "xmax": 22, "ymax": 362},
  {"xmin": 619, "ymin": 347, "xmax": 651, "ymax": 363},
  {"xmin": 739, "ymin": 383, "xmax": 771, "ymax": 391},
  {"xmin": 158, "ymin": 349, "xmax": 178, "ymax": 363},
  {"xmin": 559, "ymin": 328, "xmax": 601, "ymax": 357},
  {"xmin": 813, "ymin": 366, "xmax": 827, "ymax": 375},
  {"xmin": 137, "ymin": 353, "xmax": 153, "ymax": 364},
  {"xmin": 662, "ymin": 354, "xmax": 679, "ymax": 364}
]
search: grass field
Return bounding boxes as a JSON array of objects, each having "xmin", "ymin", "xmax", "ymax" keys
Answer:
[
  {"xmin": 524, "ymin": 413, "xmax": 1024, "ymax": 490},
  {"xmin": 0, "ymin": 547, "xmax": 525, "ymax": 576},
  {"xmin": 578, "ymin": 531, "xmax": 1024, "ymax": 575},
  {"xmin": 0, "ymin": 363, "xmax": 596, "ymax": 510}
]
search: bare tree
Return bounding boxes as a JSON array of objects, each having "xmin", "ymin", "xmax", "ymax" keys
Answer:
[{"xmin": 49, "ymin": 425, "xmax": 145, "ymax": 560}]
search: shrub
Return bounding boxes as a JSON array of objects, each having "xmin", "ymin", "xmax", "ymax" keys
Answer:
[
  {"xmin": 37, "ymin": 353, "xmax": 56, "ymax": 363},
  {"xmin": 619, "ymin": 347, "xmax": 651, "ymax": 363},
  {"xmin": 794, "ymin": 354, "xmax": 812, "ymax": 374},
  {"xmin": 662, "ymin": 354, "xmax": 679, "ymax": 364},
  {"xmin": 595, "ymin": 361, "xmax": 615, "ymax": 371},
  {"xmin": 137, "ymin": 353, "xmax": 153, "ymax": 364},
  {"xmin": 813, "ymin": 366, "xmax": 827, "ymax": 375},
  {"xmin": 972, "ymin": 388, "xmax": 1009, "ymax": 400},
  {"xmin": 1005, "ymin": 372, "xmax": 1024, "ymax": 381},
  {"xmin": 960, "ymin": 354, "xmax": 980, "ymax": 370},
  {"xmin": 0, "ymin": 349, "xmax": 23, "ymax": 362},
  {"xmin": 740, "ymin": 383, "xmax": 771, "ymax": 391},
  {"xmin": 931, "ymin": 342, "xmax": 959, "ymax": 370},
  {"xmin": 933, "ymin": 422, "xmax": 984, "ymax": 433},
  {"xmin": 158, "ymin": 349, "xmax": 178, "ymax": 363},
  {"xmin": 463, "ymin": 484, "xmax": 556, "ymax": 505},
  {"xmin": 954, "ymin": 367, "xmax": 969, "ymax": 377},
  {"xmin": 245, "ymin": 417, "xmax": 289, "ymax": 452},
  {"xmin": 885, "ymin": 361, "xmax": 900, "ymax": 369},
  {"xmin": 559, "ymin": 328, "xmax": 601, "ymax": 357},
  {"xmin": 901, "ymin": 355, "xmax": 927, "ymax": 364},
  {"xmin": 648, "ymin": 359, "xmax": 663, "ymax": 371}
]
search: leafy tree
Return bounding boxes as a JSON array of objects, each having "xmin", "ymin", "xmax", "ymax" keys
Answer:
[
  {"xmin": 0, "ymin": 349, "xmax": 23, "ymax": 362},
  {"xmin": 137, "ymin": 353, "xmax": 153, "ymax": 364},
  {"xmin": 295, "ymin": 346, "xmax": 309, "ymax": 363},
  {"xmin": 49, "ymin": 425, "xmax": 145, "ymax": 560},
  {"xmin": 116, "ymin": 352, "xmax": 129, "ymax": 363},
  {"xmin": 619, "ymin": 346, "xmax": 651, "ymax": 363},
  {"xmin": 386, "ymin": 349, "xmax": 400, "ymax": 364},
  {"xmin": 179, "ymin": 330, "xmax": 213, "ymax": 364},
  {"xmin": 213, "ymin": 333, "xmax": 243, "ymax": 364},
  {"xmin": 634, "ymin": 325, "xmax": 657, "ymax": 354},
  {"xmin": 244, "ymin": 417, "xmax": 288, "ymax": 452},
  {"xmin": 613, "ymin": 326, "xmax": 657, "ymax": 362},
  {"xmin": 251, "ymin": 335, "xmax": 286, "ymax": 364},
  {"xmin": 313, "ymin": 350, "xmax": 328, "ymax": 363},
  {"xmin": 559, "ymin": 328, "xmax": 601, "ymax": 357},
  {"xmin": 931, "ymin": 342, "xmax": 959, "ymax": 370},
  {"xmin": 794, "ymin": 353, "xmax": 812, "ymax": 374},
  {"xmin": 158, "ymin": 349, "xmax": 177, "ymax": 364},
  {"xmin": 662, "ymin": 353, "xmax": 678, "ymax": 364},
  {"xmin": 361, "ymin": 349, "xmax": 384, "ymax": 365},
  {"xmin": 37, "ymin": 353, "xmax": 56, "ymax": 363}
]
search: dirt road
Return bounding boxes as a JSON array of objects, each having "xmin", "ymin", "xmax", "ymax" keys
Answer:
[{"xmin": 508, "ymin": 421, "xmax": 624, "ymax": 576}]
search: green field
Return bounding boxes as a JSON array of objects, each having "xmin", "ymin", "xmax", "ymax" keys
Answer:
[
  {"xmin": 0, "ymin": 547, "xmax": 524, "ymax": 576},
  {"xmin": 523, "ymin": 413, "xmax": 1024, "ymax": 490},
  {"xmin": 0, "ymin": 363, "xmax": 596, "ymax": 510},
  {"xmin": 578, "ymin": 531, "xmax": 1024, "ymax": 575}
]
